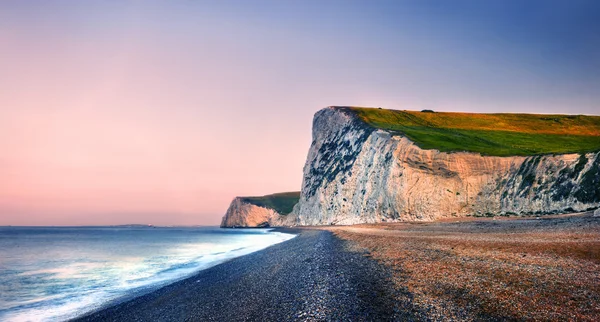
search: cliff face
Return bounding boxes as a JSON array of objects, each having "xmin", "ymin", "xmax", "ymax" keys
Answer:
[
  {"xmin": 220, "ymin": 197, "xmax": 277, "ymax": 227},
  {"xmin": 292, "ymin": 107, "xmax": 600, "ymax": 225},
  {"xmin": 220, "ymin": 193, "xmax": 300, "ymax": 228}
]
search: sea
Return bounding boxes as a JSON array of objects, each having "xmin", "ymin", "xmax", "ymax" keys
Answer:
[{"xmin": 0, "ymin": 226, "xmax": 295, "ymax": 322}]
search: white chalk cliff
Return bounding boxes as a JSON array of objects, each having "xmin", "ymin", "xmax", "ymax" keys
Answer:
[
  {"xmin": 220, "ymin": 197, "xmax": 279, "ymax": 228},
  {"xmin": 220, "ymin": 193, "xmax": 299, "ymax": 228},
  {"xmin": 290, "ymin": 107, "xmax": 600, "ymax": 225},
  {"xmin": 220, "ymin": 107, "xmax": 600, "ymax": 227}
]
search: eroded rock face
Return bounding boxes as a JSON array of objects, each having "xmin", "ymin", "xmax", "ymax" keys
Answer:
[
  {"xmin": 220, "ymin": 198, "xmax": 296, "ymax": 228},
  {"xmin": 220, "ymin": 198, "xmax": 277, "ymax": 228},
  {"xmin": 291, "ymin": 107, "xmax": 600, "ymax": 225}
]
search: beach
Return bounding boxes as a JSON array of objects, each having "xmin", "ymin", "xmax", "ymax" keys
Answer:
[
  {"xmin": 74, "ymin": 228, "xmax": 415, "ymax": 321},
  {"xmin": 329, "ymin": 213, "xmax": 600, "ymax": 321},
  {"xmin": 74, "ymin": 214, "xmax": 600, "ymax": 321}
]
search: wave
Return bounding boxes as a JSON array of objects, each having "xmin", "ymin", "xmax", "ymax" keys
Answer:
[{"xmin": 0, "ymin": 228, "xmax": 295, "ymax": 322}]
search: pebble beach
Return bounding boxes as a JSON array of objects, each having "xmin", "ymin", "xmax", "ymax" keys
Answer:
[{"xmin": 75, "ymin": 213, "xmax": 599, "ymax": 321}]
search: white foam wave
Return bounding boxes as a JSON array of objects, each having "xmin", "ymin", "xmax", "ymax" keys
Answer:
[{"xmin": 0, "ymin": 229, "xmax": 295, "ymax": 322}]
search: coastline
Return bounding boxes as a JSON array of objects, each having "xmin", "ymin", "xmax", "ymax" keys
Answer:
[
  {"xmin": 72, "ymin": 213, "xmax": 599, "ymax": 321},
  {"xmin": 73, "ymin": 228, "xmax": 414, "ymax": 321},
  {"xmin": 0, "ymin": 226, "xmax": 296, "ymax": 322}
]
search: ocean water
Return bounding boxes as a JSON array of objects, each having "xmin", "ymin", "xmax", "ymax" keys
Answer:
[{"xmin": 0, "ymin": 226, "xmax": 295, "ymax": 322}]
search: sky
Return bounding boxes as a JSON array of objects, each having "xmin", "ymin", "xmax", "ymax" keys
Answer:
[{"xmin": 1, "ymin": 0, "xmax": 599, "ymax": 225}]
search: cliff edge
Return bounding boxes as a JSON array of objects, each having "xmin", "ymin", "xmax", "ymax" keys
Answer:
[{"xmin": 292, "ymin": 106, "xmax": 600, "ymax": 225}]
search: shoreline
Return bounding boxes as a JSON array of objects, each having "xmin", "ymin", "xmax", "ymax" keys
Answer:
[
  {"xmin": 73, "ymin": 228, "xmax": 413, "ymax": 321},
  {"xmin": 73, "ymin": 213, "xmax": 599, "ymax": 321},
  {"xmin": 55, "ymin": 227, "xmax": 296, "ymax": 321},
  {"xmin": 67, "ymin": 228, "xmax": 300, "ymax": 321}
]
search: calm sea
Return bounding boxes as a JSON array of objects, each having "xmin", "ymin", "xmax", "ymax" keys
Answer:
[{"xmin": 0, "ymin": 226, "xmax": 295, "ymax": 321}]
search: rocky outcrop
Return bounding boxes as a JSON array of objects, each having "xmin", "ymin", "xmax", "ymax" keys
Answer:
[
  {"xmin": 220, "ymin": 192, "xmax": 300, "ymax": 228},
  {"xmin": 220, "ymin": 197, "xmax": 279, "ymax": 228},
  {"xmin": 291, "ymin": 107, "xmax": 600, "ymax": 225}
]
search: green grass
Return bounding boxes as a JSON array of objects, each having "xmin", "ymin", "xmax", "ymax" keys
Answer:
[
  {"xmin": 346, "ymin": 107, "xmax": 600, "ymax": 156},
  {"xmin": 240, "ymin": 192, "xmax": 300, "ymax": 215}
]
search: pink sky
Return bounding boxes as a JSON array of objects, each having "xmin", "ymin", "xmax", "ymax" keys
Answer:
[{"xmin": 1, "ymin": 2, "xmax": 598, "ymax": 225}]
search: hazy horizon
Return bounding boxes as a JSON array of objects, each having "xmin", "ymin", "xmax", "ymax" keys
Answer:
[{"xmin": 2, "ymin": 0, "xmax": 599, "ymax": 225}]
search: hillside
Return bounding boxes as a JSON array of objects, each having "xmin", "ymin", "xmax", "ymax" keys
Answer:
[
  {"xmin": 240, "ymin": 192, "xmax": 300, "ymax": 215},
  {"xmin": 345, "ymin": 107, "xmax": 600, "ymax": 156}
]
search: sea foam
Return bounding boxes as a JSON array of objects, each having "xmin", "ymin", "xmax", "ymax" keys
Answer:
[{"xmin": 0, "ymin": 226, "xmax": 295, "ymax": 322}]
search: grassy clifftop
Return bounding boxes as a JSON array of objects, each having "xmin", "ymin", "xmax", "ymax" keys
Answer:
[
  {"xmin": 345, "ymin": 107, "xmax": 600, "ymax": 156},
  {"xmin": 240, "ymin": 192, "xmax": 300, "ymax": 215}
]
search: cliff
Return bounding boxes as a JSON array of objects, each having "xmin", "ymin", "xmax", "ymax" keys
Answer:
[
  {"xmin": 292, "ymin": 107, "xmax": 600, "ymax": 225},
  {"xmin": 220, "ymin": 192, "xmax": 300, "ymax": 228}
]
